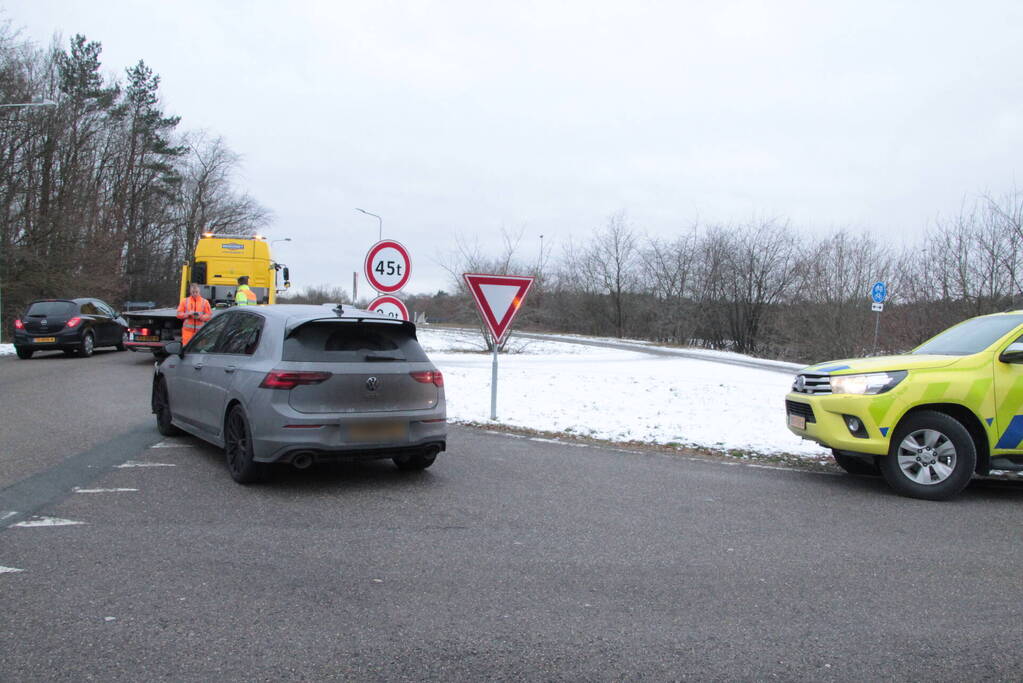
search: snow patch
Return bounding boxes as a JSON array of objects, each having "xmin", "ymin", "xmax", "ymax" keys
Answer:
[
  {"xmin": 0, "ymin": 566, "xmax": 25, "ymax": 574},
  {"xmin": 73, "ymin": 487, "xmax": 139, "ymax": 493},
  {"xmin": 0, "ymin": 343, "xmax": 14, "ymax": 357},
  {"xmin": 417, "ymin": 328, "xmax": 829, "ymax": 460},
  {"xmin": 116, "ymin": 461, "xmax": 176, "ymax": 468}
]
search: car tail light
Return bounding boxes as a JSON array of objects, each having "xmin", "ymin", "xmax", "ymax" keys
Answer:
[
  {"xmin": 142, "ymin": 328, "xmax": 150, "ymax": 336},
  {"xmin": 14, "ymin": 319, "xmax": 23, "ymax": 330},
  {"xmin": 66, "ymin": 317, "xmax": 82, "ymax": 329},
  {"xmin": 259, "ymin": 370, "xmax": 331, "ymax": 390},
  {"xmin": 410, "ymin": 370, "xmax": 444, "ymax": 387}
]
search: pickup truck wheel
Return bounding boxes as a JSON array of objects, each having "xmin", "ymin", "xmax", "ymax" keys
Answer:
[
  {"xmin": 833, "ymin": 451, "xmax": 880, "ymax": 476},
  {"xmin": 224, "ymin": 406, "xmax": 266, "ymax": 484},
  {"xmin": 153, "ymin": 378, "xmax": 182, "ymax": 437},
  {"xmin": 880, "ymin": 411, "xmax": 975, "ymax": 501}
]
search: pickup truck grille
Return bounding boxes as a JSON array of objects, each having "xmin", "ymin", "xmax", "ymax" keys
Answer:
[
  {"xmin": 785, "ymin": 400, "xmax": 816, "ymax": 423},
  {"xmin": 791, "ymin": 373, "xmax": 831, "ymax": 395}
]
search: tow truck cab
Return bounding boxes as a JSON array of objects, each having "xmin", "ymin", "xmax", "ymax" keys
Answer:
[{"xmin": 123, "ymin": 234, "xmax": 290, "ymax": 351}]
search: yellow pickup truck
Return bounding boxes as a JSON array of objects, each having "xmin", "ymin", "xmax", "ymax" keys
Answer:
[{"xmin": 786, "ymin": 311, "xmax": 1023, "ymax": 500}]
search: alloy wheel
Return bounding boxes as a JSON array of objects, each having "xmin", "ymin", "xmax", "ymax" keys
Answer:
[{"xmin": 896, "ymin": 428, "xmax": 957, "ymax": 485}]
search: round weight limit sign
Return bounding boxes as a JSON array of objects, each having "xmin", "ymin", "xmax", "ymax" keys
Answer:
[
  {"xmin": 364, "ymin": 240, "xmax": 411, "ymax": 293},
  {"xmin": 367, "ymin": 295, "xmax": 410, "ymax": 321}
]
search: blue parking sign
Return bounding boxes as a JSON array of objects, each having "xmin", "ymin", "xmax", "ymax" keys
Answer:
[{"xmin": 871, "ymin": 281, "xmax": 887, "ymax": 303}]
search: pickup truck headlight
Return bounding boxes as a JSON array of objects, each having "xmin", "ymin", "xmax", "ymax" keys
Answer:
[{"xmin": 830, "ymin": 371, "xmax": 907, "ymax": 395}]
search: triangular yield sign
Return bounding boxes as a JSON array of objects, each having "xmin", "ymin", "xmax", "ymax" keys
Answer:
[{"xmin": 463, "ymin": 273, "xmax": 535, "ymax": 343}]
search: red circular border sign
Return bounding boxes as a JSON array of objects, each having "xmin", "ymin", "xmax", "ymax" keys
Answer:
[
  {"xmin": 364, "ymin": 240, "xmax": 412, "ymax": 293},
  {"xmin": 367, "ymin": 295, "xmax": 410, "ymax": 322}
]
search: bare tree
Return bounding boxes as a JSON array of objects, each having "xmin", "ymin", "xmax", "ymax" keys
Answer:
[{"xmin": 579, "ymin": 210, "xmax": 639, "ymax": 338}]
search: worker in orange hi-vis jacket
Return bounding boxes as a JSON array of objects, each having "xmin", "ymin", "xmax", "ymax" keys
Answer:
[{"xmin": 176, "ymin": 282, "xmax": 213, "ymax": 345}]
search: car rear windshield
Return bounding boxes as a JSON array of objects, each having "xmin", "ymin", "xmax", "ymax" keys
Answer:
[
  {"xmin": 283, "ymin": 321, "xmax": 429, "ymax": 363},
  {"xmin": 26, "ymin": 301, "xmax": 76, "ymax": 317},
  {"xmin": 913, "ymin": 314, "xmax": 1023, "ymax": 355}
]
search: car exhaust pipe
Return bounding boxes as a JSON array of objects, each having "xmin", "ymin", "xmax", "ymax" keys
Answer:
[{"xmin": 291, "ymin": 452, "xmax": 314, "ymax": 470}]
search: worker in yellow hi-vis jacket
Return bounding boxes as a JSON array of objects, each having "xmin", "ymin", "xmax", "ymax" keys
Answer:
[{"xmin": 235, "ymin": 276, "xmax": 257, "ymax": 306}]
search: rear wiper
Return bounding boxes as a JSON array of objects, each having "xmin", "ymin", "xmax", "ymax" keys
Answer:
[{"xmin": 364, "ymin": 353, "xmax": 402, "ymax": 362}]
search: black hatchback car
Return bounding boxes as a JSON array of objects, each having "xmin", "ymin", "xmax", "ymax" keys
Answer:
[{"xmin": 13, "ymin": 298, "xmax": 127, "ymax": 359}]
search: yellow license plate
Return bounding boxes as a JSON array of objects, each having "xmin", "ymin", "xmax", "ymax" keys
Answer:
[
  {"xmin": 34, "ymin": 337, "xmax": 56, "ymax": 343},
  {"xmin": 788, "ymin": 414, "xmax": 806, "ymax": 430},
  {"xmin": 348, "ymin": 422, "xmax": 407, "ymax": 442},
  {"xmin": 135, "ymin": 335, "xmax": 159, "ymax": 342}
]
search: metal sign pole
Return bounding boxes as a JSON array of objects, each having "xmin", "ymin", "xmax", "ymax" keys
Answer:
[
  {"xmin": 490, "ymin": 334, "xmax": 499, "ymax": 420},
  {"xmin": 872, "ymin": 311, "xmax": 881, "ymax": 355}
]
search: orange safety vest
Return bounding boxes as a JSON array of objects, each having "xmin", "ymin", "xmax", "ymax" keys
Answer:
[{"xmin": 177, "ymin": 295, "xmax": 213, "ymax": 331}]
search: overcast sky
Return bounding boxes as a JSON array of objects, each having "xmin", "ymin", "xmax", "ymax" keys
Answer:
[{"xmin": 8, "ymin": 1, "xmax": 1023, "ymax": 296}]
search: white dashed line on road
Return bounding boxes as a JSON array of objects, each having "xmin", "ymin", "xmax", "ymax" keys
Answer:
[
  {"xmin": 73, "ymin": 487, "xmax": 139, "ymax": 494},
  {"xmin": 150, "ymin": 440, "xmax": 194, "ymax": 449},
  {"xmin": 12, "ymin": 516, "xmax": 86, "ymax": 528},
  {"xmin": 116, "ymin": 461, "xmax": 176, "ymax": 468},
  {"xmin": 0, "ymin": 566, "xmax": 25, "ymax": 574}
]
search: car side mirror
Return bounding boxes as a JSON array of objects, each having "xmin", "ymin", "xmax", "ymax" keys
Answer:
[
  {"xmin": 161, "ymin": 341, "xmax": 184, "ymax": 359},
  {"xmin": 999, "ymin": 342, "xmax": 1023, "ymax": 363}
]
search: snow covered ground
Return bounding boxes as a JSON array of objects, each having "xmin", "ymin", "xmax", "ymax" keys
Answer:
[
  {"xmin": 0, "ymin": 343, "xmax": 14, "ymax": 357},
  {"xmin": 417, "ymin": 327, "xmax": 830, "ymax": 461}
]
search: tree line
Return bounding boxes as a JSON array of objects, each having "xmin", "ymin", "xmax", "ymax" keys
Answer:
[
  {"xmin": 427, "ymin": 192, "xmax": 1023, "ymax": 364},
  {"xmin": 0, "ymin": 25, "xmax": 267, "ymax": 340}
]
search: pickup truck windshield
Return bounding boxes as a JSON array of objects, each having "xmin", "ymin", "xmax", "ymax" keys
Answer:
[{"xmin": 912, "ymin": 314, "xmax": 1023, "ymax": 355}]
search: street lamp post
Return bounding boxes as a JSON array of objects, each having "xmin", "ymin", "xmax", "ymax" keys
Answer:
[
  {"xmin": 1, "ymin": 99, "xmax": 58, "ymax": 344},
  {"xmin": 355, "ymin": 208, "xmax": 383, "ymax": 242},
  {"xmin": 270, "ymin": 238, "xmax": 291, "ymax": 247}
]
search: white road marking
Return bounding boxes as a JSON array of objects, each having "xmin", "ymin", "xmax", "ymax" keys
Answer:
[
  {"xmin": 0, "ymin": 511, "xmax": 17, "ymax": 521},
  {"xmin": 528, "ymin": 437, "xmax": 588, "ymax": 448},
  {"xmin": 12, "ymin": 516, "xmax": 86, "ymax": 528},
  {"xmin": 73, "ymin": 487, "xmax": 139, "ymax": 493},
  {"xmin": 0, "ymin": 566, "xmax": 25, "ymax": 574},
  {"xmin": 150, "ymin": 440, "xmax": 193, "ymax": 449},
  {"xmin": 116, "ymin": 461, "xmax": 176, "ymax": 468}
]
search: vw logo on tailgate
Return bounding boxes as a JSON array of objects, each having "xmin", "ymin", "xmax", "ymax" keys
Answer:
[{"xmin": 365, "ymin": 377, "xmax": 379, "ymax": 391}]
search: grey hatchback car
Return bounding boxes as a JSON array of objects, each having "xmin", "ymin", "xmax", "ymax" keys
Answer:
[{"xmin": 151, "ymin": 304, "xmax": 447, "ymax": 483}]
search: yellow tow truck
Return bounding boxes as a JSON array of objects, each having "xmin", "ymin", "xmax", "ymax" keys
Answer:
[
  {"xmin": 123, "ymin": 234, "xmax": 290, "ymax": 352},
  {"xmin": 786, "ymin": 311, "xmax": 1023, "ymax": 500}
]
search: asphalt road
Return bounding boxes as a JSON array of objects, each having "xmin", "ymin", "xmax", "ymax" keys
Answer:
[{"xmin": 1, "ymin": 349, "xmax": 1022, "ymax": 681}]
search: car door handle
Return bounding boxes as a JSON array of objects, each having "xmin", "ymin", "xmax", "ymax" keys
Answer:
[{"xmin": 224, "ymin": 365, "xmax": 236, "ymax": 373}]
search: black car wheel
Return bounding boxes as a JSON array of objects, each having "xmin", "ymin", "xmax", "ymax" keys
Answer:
[
  {"xmin": 15, "ymin": 347, "xmax": 33, "ymax": 359},
  {"xmin": 224, "ymin": 405, "xmax": 265, "ymax": 484},
  {"xmin": 153, "ymin": 378, "xmax": 182, "ymax": 437},
  {"xmin": 116, "ymin": 331, "xmax": 126, "ymax": 351},
  {"xmin": 79, "ymin": 331, "xmax": 95, "ymax": 357},
  {"xmin": 393, "ymin": 451, "xmax": 438, "ymax": 471},
  {"xmin": 880, "ymin": 411, "xmax": 976, "ymax": 501}
]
